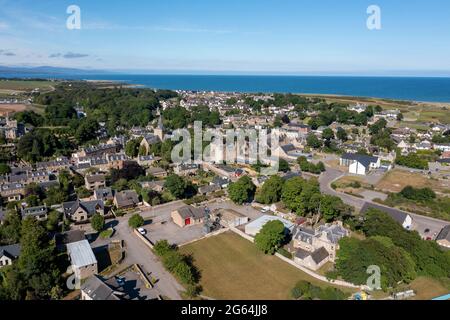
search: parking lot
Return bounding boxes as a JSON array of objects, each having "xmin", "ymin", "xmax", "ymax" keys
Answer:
[
  {"xmin": 141, "ymin": 212, "xmax": 207, "ymax": 245},
  {"xmin": 116, "ymin": 268, "xmax": 161, "ymax": 300}
]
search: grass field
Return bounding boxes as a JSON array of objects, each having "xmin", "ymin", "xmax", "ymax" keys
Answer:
[
  {"xmin": 179, "ymin": 232, "xmax": 355, "ymax": 300},
  {"xmin": 0, "ymin": 80, "xmax": 54, "ymax": 92},
  {"xmin": 376, "ymin": 169, "xmax": 449, "ymax": 194},
  {"xmin": 409, "ymin": 277, "xmax": 450, "ymax": 300}
]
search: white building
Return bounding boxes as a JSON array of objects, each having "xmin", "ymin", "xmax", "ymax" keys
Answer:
[
  {"xmin": 340, "ymin": 153, "xmax": 380, "ymax": 175},
  {"xmin": 245, "ymin": 215, "xmax": 295, "ymax": 236}
]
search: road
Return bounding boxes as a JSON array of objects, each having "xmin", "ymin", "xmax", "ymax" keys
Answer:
[
  {"xmin": 100, "ymin": 201, "xmax": 187, "ymax": 300},
  {"xmin": 319, "ymin": 167, "xmax": 450, "ymax": 238}
]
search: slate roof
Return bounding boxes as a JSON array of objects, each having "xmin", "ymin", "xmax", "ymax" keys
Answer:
[
  {"xmin": 310, "ymin": 247, "xmax": 330, "ymax": 264},
  {"xmin": 80, "ymin": 275, "xmax": 122, "ymax": 300},
  {"xmin": 0, "ymin": 244, "xmax": 21, "ymax": 260},
  {"xmin": 67, "ymin": 240, "xmax": 97, "ymax": 268},
  {"xmin": 341, "ymin": 153, "xmax": 379, "ymax": 168},
  {"xmin": 436, "ymin": 225, "xmax": 450, "ymax": 242},
  {"xmin": 21, "ymin": 205, "xmax": 47, "ymax": 218},
  {"xmin": 94, "ymin": 187, "xmax": 114, "ymax": 200},
  {"xmin": 63, "ymin": 200, "xmax": 104, "ymax": 217},
  {"xmin": 280, "ymin": 144, "xmax": 296, "ymax": 153},
  {"xmin": 293, "ymin": 226, "xmax": 315, "ymax": 245},
  {"xmin": 55, "ymin": 230, "xmax": 86, "ymax": 247},
  {"xmin": 360, "ymin": 203, "xmax": 409, "ymax": 225},
  {"xmin": 114, "ymin": 190, "xmax": 139, "ymax": 208},
  {"xmin": 316, "ymin": 224, "xmax": 349, "ymax": 244},
  {"xmin": 176, "ymin": 206, "xmax": 206, "ymax": 220}
]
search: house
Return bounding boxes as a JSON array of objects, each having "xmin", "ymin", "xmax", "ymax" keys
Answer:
[
  {"xmin": 0, "ymin": 244, "xmax": 21, "ymax": 268},
  {"xmin": 244, "ymin": 215, "xmax": 295, "ymax": 237},
  {"xmin": 340, "ymin": 153, "xmax": 381, "ymax": 175},
  {"xmin": 94, "ymin": 187, "xmax": 114, "ymax": 202},
  {"xmin": 140, "ymin": 134, "xmax": 161, "ymax": 156},
  {"xmin": 214, "ymin": 208, "xmax": 249, "ymax": 228},
  {"xmin": 434, "ymin": 143, "xmax": 450, "ymax": 153},
  {"xmin": 21, "ymin": 205, "xmax": 48, "ymax": 221},
  {"xmin": 171, "ymin": 205, "xmax": 207, "ymax": 228},
  {"xmin": 55, "ymin": 230, "xmax": 86, "ymax": 252},
  {"xmin": 139, "ymin": 180, "xmax": 165, "ymax": 193},
  {"xmin": 436, "ymin": 225, "xmax": 450, "ymax": 248},
  {"xmin": 63, "ymin": 200, "xmax": 105, "ymax": 223},
  {"xmin": 137, "ymin": 155, "xmax": 159, "ymax": 167},
  {"xmin": 361, "ymin": 203, "xmax": 413, "ymax": 230},
  {"xmin": 1, "ymin": 183, "xmax": 26, "ymax": 201},
  {"xmin": 85, "ymin": 173, "xmax": 107, "ymax": 191},
  {"xmin": 80, "ymin": 275, "xmax": 127, "ymax": 300},
  {"xmin": 211, "ymin": 176, "xmax": 231, "ymax": 189},
  {"xmin": 66, "ymin": 240, "xmax": 98, "ymax": 280},
  {"xmin": 146, "ymin": 167, "xmax": 168, "ymax": 178},
  {"xmin": 174, "ymin": 163, "xmax": 199, "ymax": 176},
  {"xmin": 292, "ymin": 222, "xmax": 349, "ymax": 262},
  {"xmin": 294, "ymin": 247, "xmax": 330, "ymax": 271},
  {"xmin": 114, "ymin": 190, "xmax": 140, "ymax": 210},
  {"xmin": 198, "ymin": 184, "xmax": 220, "ymax": 195}
]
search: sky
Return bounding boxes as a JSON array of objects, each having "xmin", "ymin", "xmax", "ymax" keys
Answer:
[{"xmin": 1, "ymin": 0, "xmax": 450, "ymax": 75}]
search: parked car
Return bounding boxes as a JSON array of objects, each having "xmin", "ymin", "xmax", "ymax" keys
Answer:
[{"xmin": 138, "ymin": 227, "xmax": 146, "ymax": 235}]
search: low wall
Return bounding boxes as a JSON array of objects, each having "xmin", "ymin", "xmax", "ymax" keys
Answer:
[
  {"xmin": 228, "ymin": 226, "xmax": 362, "ymax": 290},
  {"xmin": 133, "ymin": 229, "xmax": 154, "ymax": 249}
]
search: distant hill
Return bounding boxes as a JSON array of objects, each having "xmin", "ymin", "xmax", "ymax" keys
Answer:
[{"xmin": 0, "ymin": 65, "xmax": 111, "ymax": 75}]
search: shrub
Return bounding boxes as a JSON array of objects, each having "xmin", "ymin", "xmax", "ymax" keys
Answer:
[{"xmin": 128, "ymin": 214, "xmax": 145, "ymax": 228}]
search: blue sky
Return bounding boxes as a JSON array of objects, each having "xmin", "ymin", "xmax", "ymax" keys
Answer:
[{"xmin": 1, "ymin": 0, "xmax": 450, "ymax": 75}]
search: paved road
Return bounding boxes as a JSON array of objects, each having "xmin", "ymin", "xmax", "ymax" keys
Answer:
[
  {"xmin": 319, "ymin": 167, "xmax": 450, "ymax": 238},
  {"xmin": 100, "ymin": 201, "xmax": 187, "ymax": 300}
]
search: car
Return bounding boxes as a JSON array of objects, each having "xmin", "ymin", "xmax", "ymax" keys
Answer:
[
  {"xmin": 137, "ymin": 227, "xmax": 146, "ymax": 235},
  {"xmin": 424, "ymin": 228, "xmax": 430, "ymax": 234}
]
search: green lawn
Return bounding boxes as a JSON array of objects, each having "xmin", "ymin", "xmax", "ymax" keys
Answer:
[{"xmin": 179, "ymin": 232, "xmax": 356, "ymax": 300}]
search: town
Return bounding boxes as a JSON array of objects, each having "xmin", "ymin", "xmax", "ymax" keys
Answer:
[{"xmin": 0, "ymin": 79, "xmax": 449, "ymax": 301}]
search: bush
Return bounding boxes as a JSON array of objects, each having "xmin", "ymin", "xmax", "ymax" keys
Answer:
[
  {"xmin": 291, "ymin": 280, "xmax": 347, "ymax": 300},
  {"xmin": 91, "ymin": 214, "xmax": 105, "ymax": 232},
  {"xmin": 277, "ymin": 248, "xmax": 292, "ymax": 259},
  {"xmin": 154, "ymin": 240, "xmax": 173, "ymax": 257},
  {"xmin": 128, "ymin": 214, "xmax": 144, "ymax": 228}
]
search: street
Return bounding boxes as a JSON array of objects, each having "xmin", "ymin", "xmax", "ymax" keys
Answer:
[{"xmin": 319, "ymin": 167, "xmax": 449, "ymax": 238}]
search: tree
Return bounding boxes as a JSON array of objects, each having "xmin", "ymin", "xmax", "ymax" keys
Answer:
[
  {"xmin": 164, "ymin": 174, "xmax": 188, "ymax": 199},
  {"xmin": 397, "ymin": 113, "xmax": 404, "ymax": 121},
  {"xmin": 254, "ymin": 220, "xmax": 286, "ymax": 254},
  {"xmin": 15, "ymin": 218, "xmax": 60, "ymax": 299},
  {"xmin": 322, "ymin": 128, "xmax": 334, "ymax": 141},
  {"xmin": 129, "ymin": 214, "xmax": 145, "ymax": 228},
  {"xmin": 45, "ymin": 211, "xmax": 61, "ymax": 232},
  {"xmin": 278, "ymin": 158, "xmax": 290, "ymax": 173},
  {"xmin": 125, "ymin": 138, "xmax": 142, "ymax": 158},
  {"xmin": 306, "ymin": 134, "xmax": 323, "ymax": 149},
  {"xmin": 228, "ymin": 176, "xmax": 256, "ymax": 205},
  {"xmin": 91, "ymin": 214, "xmax": 105, "ymax": 232},
  {"xmin": 336, "ymin": 127, "xmax": 348, "ymax": 141},
  {"xmin": 256, "ymin": 175, "xmax": 285, "ymax": 204},
  {"xmin": 320, "ymin": 195, "xmax": 349, "ymax": 222},
  {"xmin": 0, "ymin": 163, "xmax": 11, "ymax": 175}
]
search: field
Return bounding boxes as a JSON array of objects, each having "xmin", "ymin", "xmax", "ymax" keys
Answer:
[
  {"xmin": 376, "ymin": 169, "xmax": 449, "ymax": 194},
  {"xmin": 409, "ymin": 277, "xmax": 450, "ymax": 300},
  {"xmin": 303, "ymin": 94, "xmax": 450, "ymax": 125},
  {"xmin": 179, "ymin": 231, "xmax": 355, "ymax": 300},
  {"xmin": 0, "ymin": 80, "xmax": 55, "ymax": 93},
  {"xmin": 0, "ymin": 104, "xmax": 27, "ymax": 116}
]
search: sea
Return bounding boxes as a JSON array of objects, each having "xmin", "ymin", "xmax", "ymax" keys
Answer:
[{"xmin": 2, "ymin": 73, "xmax": 450, "ymax": 103}]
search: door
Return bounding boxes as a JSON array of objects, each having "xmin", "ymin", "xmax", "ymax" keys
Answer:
[{"xmin": 185, "ymin": 217, "xmax": 191, "ymax": 226}]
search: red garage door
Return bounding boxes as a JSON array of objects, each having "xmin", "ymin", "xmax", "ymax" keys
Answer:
[{"xmin": 185, "ymin": 217, "xmax": 191, "ymax": 226}]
